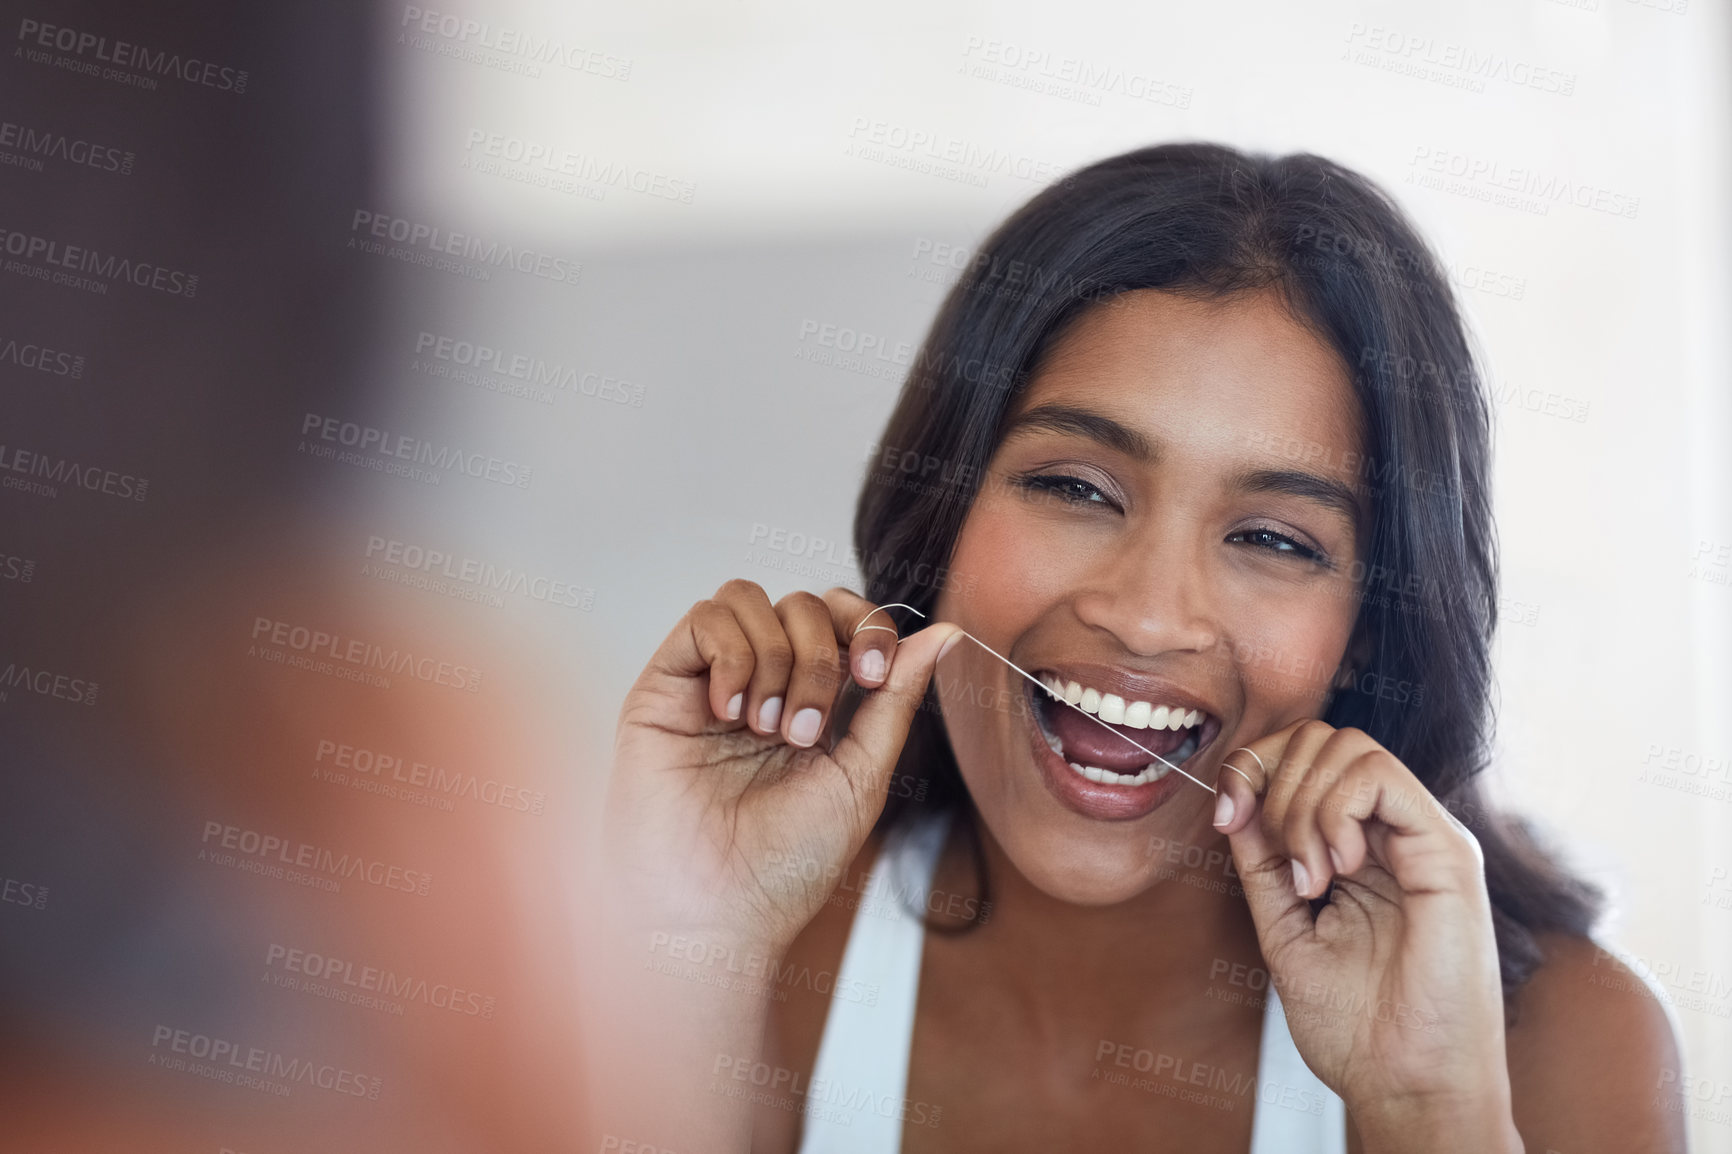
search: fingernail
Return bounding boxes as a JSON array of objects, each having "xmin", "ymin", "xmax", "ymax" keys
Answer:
[
  {"xmin": 938, "ymin": 628, "xmax": 965, "ymax": 661},
  {"xmin": 1291, "ymin": 859, "xmax": 1311, "ymax": 897},
  {"xmin": 859, "ymin": 648, "xmax": 886, "ymax": 682},
  {"xmin": 1328, "ymin": 846, "xmax": 1344, "ymax": 874},
  {"xmin": 726, "ymin": 693, "xmax": 742, "ymax": 720},
  {"xmin": 1212, "ymin": 790, "xmax": 1236, "ymax": 828},
  {"xmin": 789, "ymin": 707, "xmax": 823, "ymax": 746},
  {"xmin": 758, "ymin": 696, "xmax": 783, "ymax": 731}
]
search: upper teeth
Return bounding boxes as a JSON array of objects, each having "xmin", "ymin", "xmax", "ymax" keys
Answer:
[{"xmin": 1038, "ymin": 675, "xmax": 1202, "ymax": 730}]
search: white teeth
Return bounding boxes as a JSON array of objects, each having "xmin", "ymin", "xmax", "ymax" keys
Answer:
[
  {"xmin": 1066, "ymin": 759, "xmax": 1176, "ymax": 787},
  {"xmin": 1058, "ymin": 683, "xmax": 1201, "ymax": 731}
]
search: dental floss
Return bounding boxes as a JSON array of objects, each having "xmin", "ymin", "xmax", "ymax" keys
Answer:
[{"xmin": 852, "ymin": 603, "xmax": 1218, "ymax": 796}]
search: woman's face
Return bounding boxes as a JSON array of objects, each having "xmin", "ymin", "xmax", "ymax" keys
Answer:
[{"xmin": 931, "ymin": 287, "xmax": 1368, "ymax": 906}]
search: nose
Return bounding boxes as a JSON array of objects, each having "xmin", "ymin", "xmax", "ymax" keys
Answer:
[{"xmin": 1069, "ymin": 512, "xmax": 1221, "ymax": 659}]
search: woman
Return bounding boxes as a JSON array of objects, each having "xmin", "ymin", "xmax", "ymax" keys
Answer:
[{"xmin": 604, "ymin": 144, "xmax": 1683, "ymax": 1152}]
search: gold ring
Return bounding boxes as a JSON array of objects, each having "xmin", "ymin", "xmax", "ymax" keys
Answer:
[{"xmin": 851, "ymin": 602, "xmax": 925, "ymax": 639}]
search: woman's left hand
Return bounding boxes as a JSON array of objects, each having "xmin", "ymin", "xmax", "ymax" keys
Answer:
[{"xmin": 1213, "ymin": 720, "xmax": 1522, "ymax": 1154}]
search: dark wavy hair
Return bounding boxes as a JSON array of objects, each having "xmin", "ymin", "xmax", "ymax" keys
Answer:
[{"xmin": 844, "ymin": 142, "xmax": 1600, "ymax": 1011}]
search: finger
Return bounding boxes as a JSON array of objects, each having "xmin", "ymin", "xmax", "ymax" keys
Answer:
[
  {"xmin": 821, "ymin": 587, "xmax": 899, "ymax": 690},
  {"xmin": 1210, "ymin": 720, "xmax": 1305, "ymax": 835},
  {"xmin": 1316, "ymin": 756, "xmax": 1378, "ymax": 878},
  {"xmin": 1320, "ymin": 753, "xmax": 1481, "ymax": 896},
  {"xmin": 1224, "ymin": 794, "xmax": 1316, "ymax": 963},
  {"xmin": 1257, "ymin": 720, "xmax": 1338, "ymax": 854},
  {"xmin": 1212, "ymin": 749, "xmax": 1263, "ymax": 835},
  {"xmin": 772, "ymin": 590, "xmax": 848, "ymax": 749},
  {"xmin": 828, "ymin": 622, "xmax": 964, "ymax": 825},
  {"xmin": 712, "ymin": 579, "xmax": 800, "ymax": 737},
  {"xmin": 635, "ymin": 598, "xmax": 755, "ymax": 729},
  {"xmin": 1280, "ymin": 726, "xmax": 1378, "ymax": 898}
]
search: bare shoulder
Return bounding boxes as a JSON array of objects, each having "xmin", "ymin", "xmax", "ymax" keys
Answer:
[
  {"xmin": 1505, "ymin": 932, "xmax": 1686, "ymax": 1153},
  {"xmin": 751, "ymin": 825, "xmax": 889, "ymax": 1154}
]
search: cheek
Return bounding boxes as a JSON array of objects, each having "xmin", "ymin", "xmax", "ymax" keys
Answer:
[
  {"xmin": 933, "ymin": 504, "xmax": 1050, "ymax": 783},
  {"xmin": 1224, "ymin": 584, "xmax": 1357, "ymax": 712},
  {"xmin": 936, "ymin": 648, "xmax": 1019, "ymax": 740},
  {"xmin": 940, "ymin": 492, "xmax": 1075, "ymax": 625}
]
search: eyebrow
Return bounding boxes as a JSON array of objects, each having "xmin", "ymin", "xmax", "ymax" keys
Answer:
[
  {"xmin": 1001, "ymin": 402, "xmax": 1363, "ymax": 529},
  {"xmin": 1000, "ymin": 404, "xmax": 1155, "ymax": 461},
  {"xmin": 1231, "ymin": 468, "xmax": 1363, "ymax": 531}
]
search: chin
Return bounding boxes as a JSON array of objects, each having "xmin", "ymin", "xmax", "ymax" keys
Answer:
[
  {"xmin": 963, "ymin": 790, "xmax": 1209, "ymax": 908},
  {"xmin": 1021, "ymin": 851, "xmax": 1171, "ymax": 907}
]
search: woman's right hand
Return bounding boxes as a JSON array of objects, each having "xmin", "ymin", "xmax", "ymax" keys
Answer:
[{"xmin": 604, "ymin": 580, "xmax": 962, "ymax": 957}]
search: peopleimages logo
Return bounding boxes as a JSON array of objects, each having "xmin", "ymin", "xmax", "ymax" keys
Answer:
[
  {"xmin": 249, "ymin": 616, "xmax": 484, "ymax": 692},
  {"xmin": 314, "ymin": 738, "xmax": 549, "ymax": 815},
  {"xmin": 1, "ymin": 874, "xmax": 48, "ymax": 910},
  {"xmin": 1407, "ymin": 146, "xmax": 1640, "ymax": 219},
  {"xmin": 412, "ymin": 330, "xmax": 644, "ymax": 406},
  {"xmin": 0, "ymin": 226, "xmax": 197, "ymax": 296},
  {"xmin": 0, "ymin": 118, "xmax": 134, "ymax": 175},
  {"xmin": 200, "ymin": 820, "xmax": 434, "ymax": 896},
  {"xmin": 264, "ymin": 942, "xmax": 498, "ymax": 1018},
  {"xmin": 0, "ymin": 442, "xmax": 148, "ymax": 502},
  {"xmin": 364, "ymin": 534, "xmax": 594, "ymax": 609},
  {"xmin": 958, "ymin": 37, "xmax": 1194, "ymax": 108},
  {"xmin": 462, "ymin": 129, "xmax": 696, "ymax": 203},
  {"xmin": 0, "ymin": 332, "xmax": 85, "ymax": 378},
  {"xmin": 398, "ymin": 6, "xmax": 631, "ymax": 79},
  {"xmin": 16, "ymin": 18, "xmax": 249, "ymax": 92},
  {"xmin": 0, "ymin": 551, "xmax": 36, "ymax": 583},
  {"xmin": 298, "ymin": 411, "xmax": 534, "ymax": 489},
  {"xmin": 0, "ymin": 659, "xmax": 98, "ymax": 705},
  {"xmin": 349, "ymin": 210, "xmax": 582, "ymax": 285},
  {"xmin": 148, "ymin": 1025, "xmax": 381, "ymax": 1100}
]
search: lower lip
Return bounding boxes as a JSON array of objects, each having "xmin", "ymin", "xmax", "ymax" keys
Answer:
[{"xmin": 1022, "ymin": 681, "xmax": 1195, "ymax": 821}]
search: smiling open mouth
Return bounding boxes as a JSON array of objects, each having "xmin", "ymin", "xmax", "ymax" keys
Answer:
[{"xmin": 1030, "ymin": 672, "xmax": 1217, "ymax": 788}]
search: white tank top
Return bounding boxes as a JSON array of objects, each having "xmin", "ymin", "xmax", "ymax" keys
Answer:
[{"xmin": 794, "ymin": 807, "xmax": 1347, "ymax": 1152}]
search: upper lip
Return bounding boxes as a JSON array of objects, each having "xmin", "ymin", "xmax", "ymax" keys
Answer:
[{"xmin": 1029, "ymin": 661, "xmax": 1223, "ymax": 727}]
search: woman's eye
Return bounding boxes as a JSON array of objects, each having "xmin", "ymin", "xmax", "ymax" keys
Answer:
[
  {"xmin": 1015, "ymin": 473, "xmax": 1114, "ymax": 507},
  {"xmin": 1228, "ymin": 527, "xmax": 1325, "ymax": 564}
]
